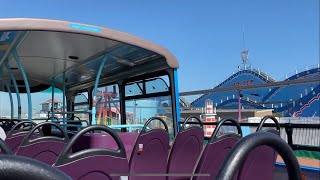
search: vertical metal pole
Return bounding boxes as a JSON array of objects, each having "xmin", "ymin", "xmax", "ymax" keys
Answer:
[
  {"xmin": 4, "ymin": 61, "xmax": 21, "ymax": 120},
  {"xmin": 12, "ymin": 49, "xmax": 32, "ymax": 121},
  {"xmin": 51, "ymin": 77, "xmax": 55, "ymax": 120},
  {"xmin": 238, "ymin": 90, "xmax": 242, "ymax": 121},
  {"xmin": 285, "ymin": 123, "xmax": 293, "ymax": 146},
  {"xmin": 0, "ymin": 66, "xmax": 13, "ymax": 119},
  {"xmin": 62, "ymin": 72, "xmax": 66, "ymax": 130},
  {"xmin": 119, "ymin": 82, "xmax": 127, "ymax": 132},
  {"xmin": 173, "ymin": 69, "xmax": 181, "ymax": 133},
  {"xmin": 8, "ymin": 87, "xmax": 13, "ymax": 119},
  {"xmin": 92, "ymin": 55, "xmax": 108, "ymax": 125}
]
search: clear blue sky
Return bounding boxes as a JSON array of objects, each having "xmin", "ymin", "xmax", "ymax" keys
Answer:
[{"xmin": 1, "ymin": 0, "xmax": 319, "ymax": 93}]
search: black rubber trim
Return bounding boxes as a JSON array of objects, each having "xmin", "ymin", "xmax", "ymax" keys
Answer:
[
  {"xmin": 141, "ymin": 117, "xmax": 168, "ymax": 134},
  {"xmin": 70, "ymin": 116, "xmax": 81, "ymax": 121},
  {"xmin": 181, "ymin": 116, "xmax": 203, "ymax": 130},
  {"xmin": 209, "ymin": 118, "xmax": 242, "ymax": 143},
  {"xmin": 6, "ymin": 121, "xmax": 37, "ymax": 138},
  {"xmin": 212, "ymin": 133, "xmax": 242, "ymax": 143},
  {"xmin": 216, "ymin": 131, "xmax": 302, "ymax": 180},
  {"xmin": 0, "ymin": 155, "xmax": 71, "ymax": 180},
  {"xmin": 260, "ymin": 128, "xmax": 280, "ymax": 136},
  {"xmin": 54, "ymin": 125, "xmax": 126, "ymax": 166},
  {"xmin": 20, "ymin": 122, "xmax": 69, "ymax": 147},
  {"xmin": 0, "ymin": 139, "xmax": 13, "ymax": 155},
  {"xmin": 46, "ymin": 116, "xmax": 59, "ymax": 122},
  {"xmin": 256, "ymin": 115, "xmax": 280, "ymax": 132}
]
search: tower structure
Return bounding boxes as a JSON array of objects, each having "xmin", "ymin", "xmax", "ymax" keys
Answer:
[{"xmin": 203, "ymin": 99, "xmax": 217, "ymax": 136}]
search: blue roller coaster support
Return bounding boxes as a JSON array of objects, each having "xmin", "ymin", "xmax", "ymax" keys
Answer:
[
  {"xmin": 12, "ymin": 49, "xmax": 32, "ymax": 121},
  {"xmin": 4, "ymin": 61, "xmax": 21, "ymax": 120}
]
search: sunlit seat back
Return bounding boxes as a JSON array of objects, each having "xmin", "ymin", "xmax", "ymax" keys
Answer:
[
  {"xmin": 129, "ymin": 117, "xmax": 170, "ymax": 180},
  {"xmin": 192, "ymin": 118, "xmax": 242, "ymax": 180},
  {"xmin": 238, "ymin": 115, "xmax": 280, "ymax": 180},
  {"xmin": 167, "ymin": 117, "xmax": 204, "ymax": 180},
  {"xmin": 54, "ymin": 125, "xmax": 129, "ymax": 180},
  {"xmin": 15, "ymin": 122, "xmax": 69, "ymax": 165}
]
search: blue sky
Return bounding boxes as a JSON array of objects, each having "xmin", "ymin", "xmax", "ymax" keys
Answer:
[{"xmin": 0, "ymin": 0, "xmax": 319, "ymax": 115}]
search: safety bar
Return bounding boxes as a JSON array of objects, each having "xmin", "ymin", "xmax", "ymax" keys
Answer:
[
  {"xmin": 52, "ymin": 111, "xmax": 91, "ymax": 114},
  {"xmin": 108, "ymin": 124, "xmax": 144, "ymax": 132},
  {"xmin": 179, "ymin": 121, "xmax": 320, "ymax": 152}
]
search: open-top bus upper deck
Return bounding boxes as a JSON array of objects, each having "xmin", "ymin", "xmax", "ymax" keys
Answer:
[
  {"xmin": 0, "ymin": 18, "xmax": 316, "ymax": 180},
  {"xmin": 0, "ymin": 18, "xmax": 182, "ymax": 135}
]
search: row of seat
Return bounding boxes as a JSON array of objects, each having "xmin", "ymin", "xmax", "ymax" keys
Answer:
[
  {"xmin": 168, "ymin": 115, "xmax": 280, "ymax": 180},
  {"xmin": 0, "ymin": 115, "xmax": 280, "ymax": 179}
]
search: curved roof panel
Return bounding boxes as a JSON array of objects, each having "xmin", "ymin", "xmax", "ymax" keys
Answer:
[{"xmin": 0, "ymin": 18, "xmax": 178, "ymax": 91}]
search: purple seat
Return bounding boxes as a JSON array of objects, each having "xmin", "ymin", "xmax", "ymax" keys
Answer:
[
  {"xmin": 167, "ymin": 116, "xmax": 204, "ymax": 180},
  {"xmin": 4, "ymin": 121, "xmax": 37, "ymax": 153},
  {"xmin": 15, "ymin": 122, "xmax": 69, "ymax": 165},
  {"xmin": 192, "ymin": 118, "xmax": 242, "ymax": 180},
  {"xmin": 129, "ymin": 117, "xmax": 170, "ymax": 180},
  {"xmin": 238, "ymin": 115, "xmax": 280, "ymax": 180},
  {"xmin": 0, "ymin": 138, "xmax": 13, "ymax": 155},
  {"xmin": 72, "ymin": 133, "xmax": 118, "ymax": 152},
  {"xmin": 54, "ymin": 125, "xmax": 129, "ymax": 180},
  {"xmin": 72, "ymin": 132, "xmax": 138, "ymax": 160},
  {"xmin": 119, "ymin": 132, "xmax": 139, "ymax": 160}
]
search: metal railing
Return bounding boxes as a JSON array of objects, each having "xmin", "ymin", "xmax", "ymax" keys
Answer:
[{"xmin": 178, "ymin": 120, "xmax": 320, "ymax": 152}]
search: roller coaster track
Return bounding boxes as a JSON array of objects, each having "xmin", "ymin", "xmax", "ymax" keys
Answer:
[
  {"xmin": 191, "ymin": 69, "xmax": 275, "ymax": 105},
  {"xmin": 292, "ymin": 92, "xmax": 320, "ymax": 117},
  {"xmin": 181, "ymin": 77, "xmax": 320, "ymax": 96},
  {"xmin": 262, "ymin": 67, "xmax": 319, "ymax": 102}
]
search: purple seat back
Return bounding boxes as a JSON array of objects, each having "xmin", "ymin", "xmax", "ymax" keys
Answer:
[
  {"xmin": 167, "ymin": 127, "xmax": 204, "ymax": 180},
  {"xmin": 5, "ymin": 134, "xmax": 26, "ymax": 153},
  {"xmin": 193, "ymin": 136, "xmax": 240, "ymax": 180},
  {"xmin": 129, "ymin": 130, "xmax": 170, "ymax": 180},
  {"xmin": 4, "ymin": 121, "xmax": 37, "ymax": 153},
  {"xmin": 16, "ymin": 141, "xmax": 66, "ymax": 165},
  {"xmin": 119, "ymin": 132, "xmax": 139, "ymax": 160},
  {"xmin": 237, "ymin": 115, "xmax": 280, "ymax": 180},
  {"xmin": 15, "ymin": 122, "xmax": 69, "ymax": 165},
  {"xmin": 192, "ymin": 118, "xmax": 242, "ymax": 180},
  {"xmin": 129, "ymin": 117, "xmax": 170, "ymax": 180},
  {"xmin": 0, "ymin": 138, "xmax": 13, "ymax": 155},
  {"xmin": 237, "ymin": 145, "xmax": 277, "ymax": 180},
  {"xmin": 5, "ymin": 134, "xmax": 40, "ymax": 153},
  {"xmin": 57, "ymin": 155, "xmax": 128, "ymax": 180},
  {"xmin": 239, "ymin": 116, "xmax": 280, "ymax": 180},
  {"xmin": 72, "ymin": 132, "xmax": 138, "ymax": 160},
  {"xmin": 54, "ymin": 125, "xmax": 129, "ymax": 180},
  {"xmin": 72, "ymin": 133, "xmax": 118, "ymax": 152}
]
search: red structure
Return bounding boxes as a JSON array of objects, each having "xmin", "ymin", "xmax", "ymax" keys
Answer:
[{"xmin": 203, "ymin": 99, "xmax": 216, "ymax": 136}]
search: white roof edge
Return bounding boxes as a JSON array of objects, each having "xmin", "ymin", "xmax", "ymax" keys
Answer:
[{"xmin": 0, "ymin": 18, "xmax": 179, "ymax": 68}]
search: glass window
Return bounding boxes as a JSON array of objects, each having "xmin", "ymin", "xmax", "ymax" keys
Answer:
[
  {"xmin": 74, "ymin": 92, "xmax": 89, "ymax": 121},
  {"xmin": 95, "ymin": 84, "xmax": 121, "ymax": 126},
  {"xmin": 145, "ymin": 76, "xmax": 169, "ymax": 94},
  {"xmin": 125, "ymin": 82, "xmax": 143, "ymax": 97},
  {"xmin": 26, "ymin": 87, "xmax": 64, "ymax": 121},
  {"xmin": 125, "ymin": 96, "xmax": 173, "ymax": 136},
  {"xmin": 123, "ymin": 74, "xmax": 173, "ymax": 137},
  {"xmin": 125, "ymin": 75, "xmax": 170, "ymax": 97}
]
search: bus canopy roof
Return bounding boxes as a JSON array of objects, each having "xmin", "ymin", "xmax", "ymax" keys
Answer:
[{"xmin": 0, "ymin": 18, "xmax": 178, "ymax": 92}]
